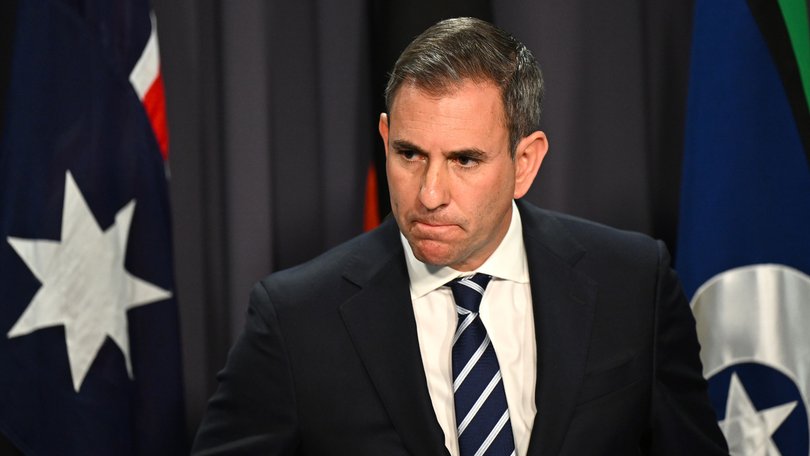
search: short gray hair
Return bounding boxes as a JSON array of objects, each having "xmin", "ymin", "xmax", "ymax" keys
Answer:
[{"xmin": 384, "ymin": 17, "xmax": 544, "ymax": 157}]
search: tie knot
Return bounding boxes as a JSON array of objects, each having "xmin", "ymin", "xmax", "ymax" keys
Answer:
[{"xmin": 447, "ymin": 273, "xmax": 491, "ymax": 313}]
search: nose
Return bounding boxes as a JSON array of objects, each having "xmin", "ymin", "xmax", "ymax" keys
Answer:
[{"xmin": 419, "ymin": 161, "xmax": 450, "ymax": 210}]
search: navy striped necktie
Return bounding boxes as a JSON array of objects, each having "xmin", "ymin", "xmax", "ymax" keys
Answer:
[{"xmin": 448, "ymin": 274, "xmax": 516, "ymax": 456}]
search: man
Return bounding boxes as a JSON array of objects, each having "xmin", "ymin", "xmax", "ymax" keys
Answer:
[{"xmin": 192, "ymin": 17, "xmax": 728, "ymax": 455}]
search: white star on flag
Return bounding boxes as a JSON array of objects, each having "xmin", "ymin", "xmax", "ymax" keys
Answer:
[
  {"xmin": 6, "ymin": 171, "xmax": 172, "ymax": 392},
  {"xmin": 719, "ymin": 372, "xmax": 797, "ymax": 456}
]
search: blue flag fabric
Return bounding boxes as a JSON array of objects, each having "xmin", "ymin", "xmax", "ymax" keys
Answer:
[
  {"xmin": 678, "ymin": 0, "xmax": 810, "ymax": 453},
  {"xmin": 0, "ymin": 0, "xmax": 186, "ymax": 454}
]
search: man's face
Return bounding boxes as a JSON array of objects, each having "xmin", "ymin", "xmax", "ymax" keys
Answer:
[{"xmin": 380, "ymin": 80, "xmax": 543, "ymax": 271}]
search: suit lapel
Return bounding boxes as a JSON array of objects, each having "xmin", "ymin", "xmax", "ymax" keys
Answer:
[
  {"xmin": 339, "ymin": 221, "xmax": 448, "ymax": 456},
  {"xmin": 518, "ymin": 202, "xmax": 597, "ymax": 456}
]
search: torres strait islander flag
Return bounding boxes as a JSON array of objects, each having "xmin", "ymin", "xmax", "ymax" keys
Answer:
[
  {"xmin": 677, "ymin": 0, "xmax": 810, "ymax": 454},
  {"xmin": 0, "ymin": 0, "xmax": 186, "ymax": 454}
]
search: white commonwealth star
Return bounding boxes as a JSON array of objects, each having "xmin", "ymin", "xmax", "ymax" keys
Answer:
[
  {"xmin": 719, "ymin": 372, "xmax": 797, "ymax": 456},
  {"xmin": 6, "ymin": 171, "xmax": 171, "ymax": 392}
]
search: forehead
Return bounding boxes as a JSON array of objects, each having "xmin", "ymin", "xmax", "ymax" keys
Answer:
[
  {"xmin": 390, "ymin": 78, "xmax": 504, "ymax": 113},
  {"xmin": 388, "ymin": 81, "xmax": 508, "ymax": 148}
]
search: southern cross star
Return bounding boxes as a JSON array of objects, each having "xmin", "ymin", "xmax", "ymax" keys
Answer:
[
  {"xmin": 719, "ymin": 372, "xmax": 797, "ymax": 455},
  {"xmin": 6, "ymin": 171, "xmax": 171, "ymax": 392}
]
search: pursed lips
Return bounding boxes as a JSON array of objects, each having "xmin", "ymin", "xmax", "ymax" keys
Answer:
[{"xmin": 410, "ymin": 219, "xmax": 461, "ymax": 237}]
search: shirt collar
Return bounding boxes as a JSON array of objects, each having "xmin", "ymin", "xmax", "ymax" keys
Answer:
[{"xmin": 401, "ymin": 200, "xmax": 529, "ymax": 299}]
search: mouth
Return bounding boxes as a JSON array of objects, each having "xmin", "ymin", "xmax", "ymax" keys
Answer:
[
  {"xmin": 411, "ymin": 220, "xmax": 460, "ymax": 237},
  {"xmin": 415, "ymin": 220, "xmax": 452, "ymax": 227}
]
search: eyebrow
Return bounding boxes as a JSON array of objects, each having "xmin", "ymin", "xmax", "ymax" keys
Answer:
[
  {"xmin": 391, "ymin": 140, "xmax": 425, "ymax": 154},
  {"xmin": 390, "ymin": 139, "xmax": 489, "ymax": 160}
]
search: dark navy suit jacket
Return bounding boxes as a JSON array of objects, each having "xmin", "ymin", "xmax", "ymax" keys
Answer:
[{"xmin": 192, "ymin": 200, "xmax": 728, "ymax": 455}]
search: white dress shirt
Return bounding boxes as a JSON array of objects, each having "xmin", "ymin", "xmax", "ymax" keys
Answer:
[{"xmin": 401, "ymin": 201, "xmax": 537, "ymax": 456}]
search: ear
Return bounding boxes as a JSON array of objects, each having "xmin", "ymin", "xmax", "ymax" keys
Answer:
[
  {"xmin": 513, "ymin": 131, "xmax": 548, "ymax": 199},
  {"xmin": 379, "ymin": 113, "xmax": 390, "ymax": 158}
]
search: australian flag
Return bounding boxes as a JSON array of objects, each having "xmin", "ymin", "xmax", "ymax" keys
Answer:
[
  {"xmin": 0, "ymin": 0, "xmax": 186, "ymax": 454},
  {"xmin": 677, "ymin": 0, "xmax": 810, "ymax": 454}
]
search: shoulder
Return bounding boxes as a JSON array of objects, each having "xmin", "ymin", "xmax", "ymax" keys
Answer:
[
  {"xmin": 516, "ymin": 199, "xmax": 665, "ymax": 272},
  {"xmin": 254, "ymin": 217, "xmax": 403, "ymax": 308},
  {"xmin": 517, "ymin": 199, "xmax": 661, "ymax": 251}
]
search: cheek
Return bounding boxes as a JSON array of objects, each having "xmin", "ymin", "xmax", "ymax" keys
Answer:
[
  {"xmin": 385, "ymin": 164, "xmax": 401, "ymax": 192},
  {"xmin": 472, "ymin": 171, "xmax": 511, "ymax": 202},
  {"xmin": 388, "ymin": 166, "xmax": 419, "ymax": 197},
  {"xmin": 386, "ymin": 169, "xmax": 412, "ymax": 211},
  {"xmin": 466, "ymin": 174, "xmax": 513, "ymax": 225}
]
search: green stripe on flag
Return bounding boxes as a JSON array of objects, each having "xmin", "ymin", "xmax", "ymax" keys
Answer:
[{"xmin": 777, "ymin": 0, "xmax": 810, "ymax": 112}]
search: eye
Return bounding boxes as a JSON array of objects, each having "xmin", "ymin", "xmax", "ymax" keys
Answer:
[
  {"xmin": 455, "ymin": 155, "xmax": 479, "ymax": 168},
  {"xmin": 396, "ymin": 149, "xmax": 421, "ymax": 162}
]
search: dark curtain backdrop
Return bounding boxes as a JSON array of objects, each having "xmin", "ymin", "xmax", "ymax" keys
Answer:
[{"xmin": 151, "ymin": 0, "xmax": 694, "ymax": 442}]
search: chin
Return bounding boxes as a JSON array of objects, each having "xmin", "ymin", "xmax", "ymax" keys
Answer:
[{"xmin": 411, "ymin": 241, "xmax": 457, "ymax": 267}]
